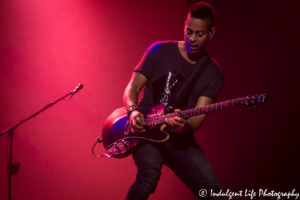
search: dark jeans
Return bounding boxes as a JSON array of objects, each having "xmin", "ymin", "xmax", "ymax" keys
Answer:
[{"xmin": 125, "ymin": 133, "xmax": 223, "ymax": 200}]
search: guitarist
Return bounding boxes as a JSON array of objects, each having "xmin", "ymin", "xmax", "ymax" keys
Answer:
[{"xmin": 123, "ymin": 2, "xmax": 224, "ymax": 199}]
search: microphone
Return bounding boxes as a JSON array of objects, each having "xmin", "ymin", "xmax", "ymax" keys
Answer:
[{"xmin": 72, "ymin": 83, "xmax": 84, "ymax": 95}]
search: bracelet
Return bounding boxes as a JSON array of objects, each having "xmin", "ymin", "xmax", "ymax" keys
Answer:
[{"xmin": 127, "ymin": 104, "xmax": 139, "ymax": 117}]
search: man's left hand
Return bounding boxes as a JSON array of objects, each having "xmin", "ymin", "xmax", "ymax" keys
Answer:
[{"xmin": 165, "ymin": 109, "xmax": 190, "ymax": 134}]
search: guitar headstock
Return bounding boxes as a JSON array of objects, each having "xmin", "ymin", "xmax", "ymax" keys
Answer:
[{"xmin": 241, "ymin": 94, "xmax": 268, "ymax": 111}]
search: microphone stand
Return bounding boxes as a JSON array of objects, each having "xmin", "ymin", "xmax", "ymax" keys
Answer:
[{"xmin": 0, "ymin": 83, "xmax": 83, "ymax": 200}]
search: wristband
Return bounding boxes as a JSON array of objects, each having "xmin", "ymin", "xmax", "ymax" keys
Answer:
[{"xmin": 127, "ymin": 105, "xmax": 139, "ymax": 117}]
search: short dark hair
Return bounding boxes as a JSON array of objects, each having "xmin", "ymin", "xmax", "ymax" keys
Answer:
[{"xmin": 188, "ymin": 1, "xmax": 215, "ymax": 28}]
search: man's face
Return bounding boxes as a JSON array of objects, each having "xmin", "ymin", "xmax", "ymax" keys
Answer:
[{"xmin": 184, "ymin": 15, "xmax": 215, "ymax": 56}]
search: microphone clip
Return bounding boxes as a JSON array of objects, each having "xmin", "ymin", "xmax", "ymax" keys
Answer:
[{"xmin": 71, "ymin": 83, "xmax": 84, "ymax": 95}]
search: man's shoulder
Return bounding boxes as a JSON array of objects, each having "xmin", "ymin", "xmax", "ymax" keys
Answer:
[
  {"xmin": 208, "ymin": 57, "xmax": 224, "ymax": 75},
  {"xmin": 147, "ymin": 40, "xmax": 178, "ymax": 52}
]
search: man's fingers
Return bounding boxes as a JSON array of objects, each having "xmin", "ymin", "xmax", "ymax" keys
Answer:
[
  {"xmin": 136, "ymin": 117, "xmax": 146, "ymax": 126},
  {"xmin": 132, "ymin": 124, "xmax": 145, "ymax": 133},
  {"xmin": 174, "ymin": 117, "xmax": 185, "ymax": 123},
  {"xmin": 129, "ymin": 111, "xmax": 146, "ymax": 134},
  {"xmin": 134, "ymin": 114, "xmax": 146, "ymax": 125},
  {"xmin": 133, "ymin": 118, "xmax": 145, "ymax": 133},
  {"xmin": 166, "ymin": 118, "xmax": 179, "ymax": 127}
]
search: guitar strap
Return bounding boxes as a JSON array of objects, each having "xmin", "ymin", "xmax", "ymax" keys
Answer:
[{"xmin": 166, "ymin": 53, "xmax": 211, "ymax": 113}]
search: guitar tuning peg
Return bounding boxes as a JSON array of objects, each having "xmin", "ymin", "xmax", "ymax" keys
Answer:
[{"xmin": 247, "ymin": 107, "xmax": 252, "ymax": 111}]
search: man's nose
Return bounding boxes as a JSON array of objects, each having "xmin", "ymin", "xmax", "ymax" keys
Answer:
[{"xmin": 189, "ymin": 34, "xmax": 197, "ymax": 42}]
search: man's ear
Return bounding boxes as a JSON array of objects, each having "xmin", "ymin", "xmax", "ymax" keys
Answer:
[{"xmin": 209, "ymin": 27, "xmax": 215, "ymax": 40}]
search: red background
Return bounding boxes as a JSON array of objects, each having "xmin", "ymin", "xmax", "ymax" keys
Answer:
[{"xmin": 0, "ymin": 0, "xmax": 299, "ymax": 199}]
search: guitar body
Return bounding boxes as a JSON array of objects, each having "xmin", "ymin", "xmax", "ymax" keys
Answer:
[{"xmin": 102, "ymin": 104, "xmax": 169, "ymax": 158}]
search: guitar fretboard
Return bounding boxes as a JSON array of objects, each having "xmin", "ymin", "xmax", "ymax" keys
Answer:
[{"xmin": 145, "ymin": 98, "xmax": 245, "ymax": 127}]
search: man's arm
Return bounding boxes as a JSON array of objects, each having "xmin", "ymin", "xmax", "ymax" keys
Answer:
[
  {"xmin": 123, "ymin": 72, "xmax": 148, "ymax": 133},
  {"xmin": 165, "ymin": 96, "xmax": 213, "ymax": 134}
]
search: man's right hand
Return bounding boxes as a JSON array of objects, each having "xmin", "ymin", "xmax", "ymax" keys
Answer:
[{"xmin": 129, "ymin": 110, "xmax": 146, "ymax": 134}]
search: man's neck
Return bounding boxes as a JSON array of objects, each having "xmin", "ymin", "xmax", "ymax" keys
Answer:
[{"xmin": 178, "ymin": 41, "xmax": 205, "ymax": 64}]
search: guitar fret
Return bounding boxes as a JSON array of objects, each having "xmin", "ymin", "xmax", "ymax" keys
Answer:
[
  {"xmin": 158, "ymin": 116, "xmax": 161, "ymax": 124},
  {"xmin": 211, "ymin": 104, "xmax": 214, "ymax": 111}
]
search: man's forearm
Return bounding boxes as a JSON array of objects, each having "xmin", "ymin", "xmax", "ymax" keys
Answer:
[
  {"xmin": 123, "ymin": 72, "xmax": 148, "ymax": 109},
  {"xmin": 186, "ymin": 114, "xmax": 207, "ymax": 132},
  {"xmin": 123, "ymin": 86, "xmax": 139, "ymax": 109}
]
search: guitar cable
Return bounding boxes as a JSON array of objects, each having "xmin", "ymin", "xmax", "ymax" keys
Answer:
[{"xmin": 92, "ymin": 137, "xmax": 111, "ymax": 158}]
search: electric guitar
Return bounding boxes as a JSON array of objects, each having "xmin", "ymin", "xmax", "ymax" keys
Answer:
[{"xmin": 101, "ymin": 94, "xmax": 267, "ymax": 158}]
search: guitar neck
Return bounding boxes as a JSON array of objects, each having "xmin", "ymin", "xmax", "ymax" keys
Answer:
[{"xmin": 145, "ymin": 97, "xmax": 245, "ymax": 127}]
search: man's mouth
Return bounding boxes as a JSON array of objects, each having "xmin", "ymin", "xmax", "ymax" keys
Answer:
[{"xmin": 188, "ymin": 44, "xmax": 198, "ymax": 50}]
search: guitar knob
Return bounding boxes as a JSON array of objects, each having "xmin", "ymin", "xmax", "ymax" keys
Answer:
[
  {"xmin": 122, "ymin": 140, "xmax": 128, "ymax": 148},
  {"xmin": 115, "ymin": 143, "xmax": 119, "ymax": 149}
]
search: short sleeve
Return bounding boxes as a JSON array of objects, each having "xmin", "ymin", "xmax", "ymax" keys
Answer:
[
  {"xmin": 201, "ymin": 72, "xmax": 224, "ymax": 103},
  {"xmin": 133, "ymin": 42, "xmax": 162, "ymax": 79}
]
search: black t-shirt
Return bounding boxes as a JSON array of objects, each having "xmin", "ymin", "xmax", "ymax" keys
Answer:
[{"xmin": 134, "ymin": 41, "xmax": 224, "ymax": 112}]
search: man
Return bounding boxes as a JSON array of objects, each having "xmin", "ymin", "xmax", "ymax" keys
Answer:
[{"xmin": 123, "ymin": 2, "xmax": 224, "ymax": 199}]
